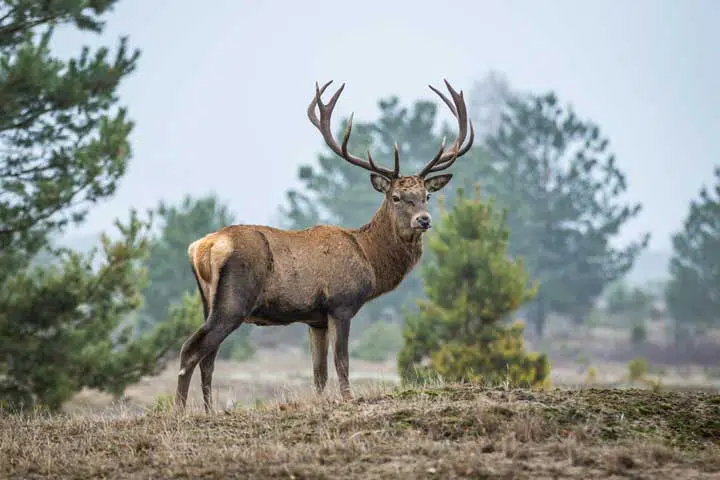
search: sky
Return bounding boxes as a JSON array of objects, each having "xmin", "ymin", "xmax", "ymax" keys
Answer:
[{"xmin": 54, "ymin": 0, "xmax": 719, "ymax": 252}]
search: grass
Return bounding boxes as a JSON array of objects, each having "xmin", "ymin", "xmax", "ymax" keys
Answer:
[{"xmin": 1, "ymin": 384, "xmax": 719, "ymax": 479}]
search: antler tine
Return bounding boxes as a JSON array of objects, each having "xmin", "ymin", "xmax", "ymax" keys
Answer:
[
  {"xmin": 307, "ymin": 80, "xmax": 334, "ymax": 129},
  {"xmin": 428, "ymin": 84, "xmax": 457, "ymax": 117},
  {"xmin": 438, "ymin": 80, "xmax": 469, "ymax": 157},
  {"xmin": 422, "ymin": 121, "xmax": 475, "ymax": 175},
  {"xmin": 417, "ymin": 79, "xmax": 475, "ymax": 177},
  {"xmin": 417, "ymin": 136, "xmax": 447, "ymax": 178},
  {"xmin": 307, "ymin": 81, "xmax": 398, "ymax": 179},
  {"xmin": 393, "ymin": 142, "xmax": 400, "ymax": 177}
]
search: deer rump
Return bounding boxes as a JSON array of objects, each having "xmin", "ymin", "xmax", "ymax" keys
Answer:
[{"xmin": 190, "ymin": 224, "xmax": 376, "ymax": 329}]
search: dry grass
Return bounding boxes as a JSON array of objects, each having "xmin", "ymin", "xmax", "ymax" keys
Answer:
[
  {"xmin": 2, "ymin": 384, "xmax": 719, "ymax": 479},
  {"xmin": 62, "ymin": 346, "xmax": 720, "ymax": 417}
]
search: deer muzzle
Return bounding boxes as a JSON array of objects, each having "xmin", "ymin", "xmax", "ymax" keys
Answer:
[{"xmin": 412, "ymin": 213, "xmax": 432, "ymax": 230}]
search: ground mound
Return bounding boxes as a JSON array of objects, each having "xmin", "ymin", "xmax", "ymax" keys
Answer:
[{"xmin": 1, "ymin": 385, "xmax": 718, "ymax": 479}]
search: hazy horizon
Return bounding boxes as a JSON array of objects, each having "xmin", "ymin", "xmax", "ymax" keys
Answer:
[{"xmin": 52, "ymin": 0, "xmax": 718, "ymax": 254}]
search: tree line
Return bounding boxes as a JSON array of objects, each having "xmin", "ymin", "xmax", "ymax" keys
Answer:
[{"xmin": 1, "ymin": 1, "xmax": 717, "ymax": 410}]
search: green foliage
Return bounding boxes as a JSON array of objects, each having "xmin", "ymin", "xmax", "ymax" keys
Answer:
[
  {"xmin": 484, "ymin": 92, "xmax": 649, "ymax": 336},
  {"xmin": 0, "ymin": 1, "xmax": 157, "ymax": 411},
  {"xmin": 665, "ymin": 167, "xmax": 720, "ymax": 335},
  {"xmin": 646, "ymin": 376, "xmax": 664, "ymax": 393},
  {"xmin": 428, "ymin": 322, "xmax": 551, "ymax": 388},
  {"xmin": 0, "ymin": 2, "xmax": 198, "ymax": 411},
  {"xmin": 605, "ymin": 281, "xmax": 656, "ymax": 319},
  {"xmin": 398, "ymin": 187, "xmax": 549, "ymax": 388},
  {"xmin": 149, "ymin": 393, "xmax": 174, "ymax": 414},
  {"xmin": 584, "ymin": 366, "xmax": 598, "ymax": 385},
  {"xmin": 350, "ymin": 320, "xmax": 403, "ymax": 362},
  {"xmin": 0, "ymin": 213, "xmax": 197, "ymax": 410},
  {"xmin": 630, "ymin": 322, "xmax": 648, "ymax": 347},
  {"xmin": 627, "ymin": 357, "xmax": 650, "ymax": 383},
  {"xmin": 278, "ymin": 93, "xmax": 489, "ymax": 327},
  {"xmin": 0, "ymin": 1, "xmax": 139, "ymax": 278},
  {"xmin": 139, "ymin": 194, "xmax": 254, "ymax": 361}
]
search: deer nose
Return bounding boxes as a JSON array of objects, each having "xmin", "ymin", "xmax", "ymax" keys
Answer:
[{"xmin": 416, "ymin": 213, "xmax": 432, "ymax": 229}]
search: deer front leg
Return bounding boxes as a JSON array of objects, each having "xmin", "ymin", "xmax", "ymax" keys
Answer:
[
  {"xmin": 308, "ymin": 325, "xmax": 329, "ymax": 394},
  {"xmin": 330, "ymin": 314, "xmax": 352, "ymax": 401}
]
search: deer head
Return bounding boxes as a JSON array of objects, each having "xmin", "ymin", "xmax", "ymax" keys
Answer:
[{"xmin": 307, "ymin": 79, "xmax": 475, "ymax": 241}]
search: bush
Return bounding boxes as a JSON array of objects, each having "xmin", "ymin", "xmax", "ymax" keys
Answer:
[
  {"xmin": 584, "ymin": 366, "xmax": 598, "ymax": 385},
  {"xmin": 627, "ymin": 357, "xmax": 650, "ymax": 383},
  {"xmin": 149, "ymin": 393, "xmax": 174, "ymax": 414},
  {"xmin": 397, "ymin": 186, "xmax": 549, "ymax": 388},
  {"xmin": 351, "ymin": 321, "xmax": 403, "ymax": 362},
  {"xmin": 428, "ymin": 321, "xmax": 550, "ymax": 387}
]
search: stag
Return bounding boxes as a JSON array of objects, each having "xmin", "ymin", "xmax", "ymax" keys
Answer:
[{"xmin": 175, "ymin": 79, "xmax": 474, "ymax": 412}]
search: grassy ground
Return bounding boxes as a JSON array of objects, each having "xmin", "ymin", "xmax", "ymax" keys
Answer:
[
  {"xmin": 2, "ymin": 384, "xmax": 718, "ymax": 479},
  {"xmin": 63, "ymin": 344, "xmax": 720, "ymax": 415}
]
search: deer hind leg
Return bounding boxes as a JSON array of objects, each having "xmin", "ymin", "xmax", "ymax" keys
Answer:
[
  {"xmin": 199, "ymin": 348, "xmax": 219, "ymax": 413},
  {"xmin": 175, "ymin": 255, "xmax": 263, "ymax": 411},
  {"xmin": 193, "ymin": 267, "xmax": 218, "ymax": 413},
  {"xmin": 308, "ymin": 325, "xmax": 329, "ymax": 394},
  {"xmin": 176, "ymin": 317, "xmax": 242, "ymax": 410}
]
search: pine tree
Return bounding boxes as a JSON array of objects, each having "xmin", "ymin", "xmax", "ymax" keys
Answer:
[
  {"xmin": 484, "ymin": 92, "xmax": 649, "ymax": 336},
  {"xmin": 665, "ymin": 166, "xmax": 720, "ymax": 341},
  {"xmin": 0, "ymin": 1, "xmax": 137, "ymax": 275},
  {"xmin": 398, "ymin": 186, "xmax": 549, "ymax": 387},
  {"xmin": 0, "ymin": 1, "xmax": 195, "ymax": 410}
]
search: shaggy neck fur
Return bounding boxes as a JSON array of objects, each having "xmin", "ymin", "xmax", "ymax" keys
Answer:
[{"xmin": 353, "ymin": 198, "xmax": 424, "ymax": 299}]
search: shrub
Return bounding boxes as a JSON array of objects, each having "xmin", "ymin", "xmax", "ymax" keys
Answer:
[
  {"xmin": 627, "ymin": 357, "xmax": 650, "ymax": 383},
  {"xmin": 398, "ymin": 186, "xmax": 549, "ymax": 388},
  {"xmin": 428, "ymin": 321, "xmax": 550, "ymax": 388},
  {"xmin": 149, "ymin": 393, "xmax": 174, "ymax": 414},
  {"xmin": 584, "ymin": 366, "xmax": 598, "ymax": 385}
]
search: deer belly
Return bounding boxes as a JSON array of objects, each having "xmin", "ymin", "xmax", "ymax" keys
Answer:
[{"xmin": 246, "ymin": 308, "xmax": 326, "ymax": 327}]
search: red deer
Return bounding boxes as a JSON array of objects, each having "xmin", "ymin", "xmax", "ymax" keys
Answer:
[{"xmin": 175, "ymin": 80, "xmax": 474, "ymax": 411}]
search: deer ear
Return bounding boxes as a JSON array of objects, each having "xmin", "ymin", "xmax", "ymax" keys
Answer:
[
  {"xmin": 370, "ymin": 173, "xmax": 391, "ymax": 193},
  {"xmin": 424, "ymin": 174, "xmax": 453, "ymax": 192}
]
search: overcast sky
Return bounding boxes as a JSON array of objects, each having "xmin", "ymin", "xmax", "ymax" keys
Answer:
[{"xmin": 55, "ymin": 0, "xmax": 719, "ymax": 252}]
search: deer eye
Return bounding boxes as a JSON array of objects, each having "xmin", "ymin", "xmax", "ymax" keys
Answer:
[
  {"xmin": 426, "ymin": 194, "xmax": 431, "ymax": 202},
  {"xmin": 392, "ymin": 194, "xmax": 401, "ymax": 203}
]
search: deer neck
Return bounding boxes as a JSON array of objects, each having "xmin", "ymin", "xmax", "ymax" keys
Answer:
[{"xmin": 353, "ymin": 199, "xmax": 424, "ymax": 298}]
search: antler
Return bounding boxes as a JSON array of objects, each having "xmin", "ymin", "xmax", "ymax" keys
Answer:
[
  {"xmin": 308, "ymin": 81, "xmax": 400, "ymax": 179},
  {"xmin": 416, "ymin": 79, "xmax": 475, "ymax": 178}
]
